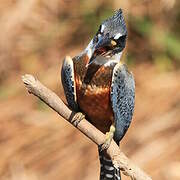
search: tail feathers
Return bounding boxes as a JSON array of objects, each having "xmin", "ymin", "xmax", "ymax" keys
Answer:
[{"xmin": 99, "ymin": 148, "xmax": 121, "ymax": 180}]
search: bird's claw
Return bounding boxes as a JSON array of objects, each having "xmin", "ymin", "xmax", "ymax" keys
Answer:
[
  {"xmin": 71, "ymin": 112, "xmax": 85, "ymax": 127},
  {"xmin": 100, "ymin": 134, "xmax": 112, "ymax": 151},
  {"xmin": 100, "ymin": 125, "xmax": 115, "ymax": 151}
]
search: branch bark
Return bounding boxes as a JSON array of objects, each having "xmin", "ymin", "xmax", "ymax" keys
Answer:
[{"xmin": 22, "ymin": 74, "xmax": 152, "ymax": 180}]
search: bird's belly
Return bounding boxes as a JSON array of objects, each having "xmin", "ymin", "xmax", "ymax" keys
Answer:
[
  {"xmin": 76, "ymin": 83, "xmax": 114, "ymax": 133},
  {"xmin": 73, "ymin": 57, "xmax": 115, "ymax": 133}
]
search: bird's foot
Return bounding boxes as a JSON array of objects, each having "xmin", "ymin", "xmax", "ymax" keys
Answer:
[
  {"xmin": 100, "ymin": 125, "xmax": 115, "ymax": 151},
  {"xmin": 71, "ymin": 112, "xmax": 85, "ymax": 127}
]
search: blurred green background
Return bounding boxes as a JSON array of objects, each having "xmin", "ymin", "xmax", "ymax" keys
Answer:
[{"xmin": 0, "ymin": 0, "xmax": 179, "ymax": 180}]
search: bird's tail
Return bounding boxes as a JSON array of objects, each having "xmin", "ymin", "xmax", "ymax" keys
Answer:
[{"xmin": 98, "ymin": 148, "xmax": 121, "ymax": 180}]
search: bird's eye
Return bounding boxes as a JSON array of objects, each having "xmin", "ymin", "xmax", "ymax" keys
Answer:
[
  {"xmin": 96, "ymin": 25, "xmax": 102, "ymax": 35},
  {"xmin": 97, "ymin": 24, "xmax": 105, "ymax": 35},
  {"xmin": 98, "ymin": 25, "xmax": 102, "ymax": 33}
]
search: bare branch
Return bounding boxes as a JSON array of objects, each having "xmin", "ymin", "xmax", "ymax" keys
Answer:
[{"xmin": 22, "ymin": 74, "xmax": 152, "ymax": 180}]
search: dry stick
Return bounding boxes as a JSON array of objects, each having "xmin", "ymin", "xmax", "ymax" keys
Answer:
[{"xmin": 22, "ymin": 74, "xmax": 152, "ymax": 180}]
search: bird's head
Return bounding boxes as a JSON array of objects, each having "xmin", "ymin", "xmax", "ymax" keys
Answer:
[{"xmin": 86, "ymin": 9, "xmax": 127, "ymax": 66}]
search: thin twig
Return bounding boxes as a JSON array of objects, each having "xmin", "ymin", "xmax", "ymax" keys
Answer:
[{"xmin": 22, "ymin": 74, "xmax": 152, "ymax": 180}]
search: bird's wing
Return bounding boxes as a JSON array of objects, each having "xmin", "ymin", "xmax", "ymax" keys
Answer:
[
  {"xmin": 110, "ymin": 63, "xmax": 135, "ymax": 144},
  {"xmin": 61, "ymin": 56, "xmax": 78, "ymax": 111}
]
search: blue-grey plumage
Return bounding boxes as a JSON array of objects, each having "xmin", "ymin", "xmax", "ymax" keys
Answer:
[
  {"xmin": 61, "ymin": 9, "xmax": 134, "ymax": 180},
  {"xmin": 61, "ymin": 56, "xmax": 78, "ymax": 111},
  {"xmin": 111, "ymin": 63, "xmax": 135, "ymax": 144}
]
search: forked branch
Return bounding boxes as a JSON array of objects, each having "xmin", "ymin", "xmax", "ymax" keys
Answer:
[{"xmin": 22, "ymin": 74, "xmax": 152, "ymax": 180}]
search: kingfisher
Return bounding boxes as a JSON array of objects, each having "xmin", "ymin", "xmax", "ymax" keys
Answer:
[{"xmin": 61, "ymin": 9, "xmax": 135, "ymax": 180}]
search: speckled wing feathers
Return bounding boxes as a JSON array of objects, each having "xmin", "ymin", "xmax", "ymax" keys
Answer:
[
  {"xmin": 111, "ymin": 63, "xmax": 135, "ymax": 144},
  {"xmin": 61, "ymin": 56, "xmax": 78, "ymax": 111}
]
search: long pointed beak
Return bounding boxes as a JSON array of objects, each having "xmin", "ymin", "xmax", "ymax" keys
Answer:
[
  {"xmin": 86, "ymin": 37, "xmax": 109, "ymax": 67},
  {"xmin": 85, "ymin": 36, "xmax": 117, "ymax": 67},
  {"xmin": 95, "ymin": 37, "xmax": 110, "ymax": 50},
  {"xmin": 86, "ymin": 53, "xmax": 96, "ymax": 67}
]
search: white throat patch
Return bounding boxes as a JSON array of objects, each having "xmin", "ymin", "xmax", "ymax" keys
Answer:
[
  {"xmin": 92, "ymin": 52, "xmax": 123, "ymax": 67},
  {"xmin": 104, "ymin": 52, "xmax": 123, "ymax": 67}
]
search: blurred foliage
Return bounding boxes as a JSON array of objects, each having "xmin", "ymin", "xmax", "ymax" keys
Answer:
[
  {"xmin": 129, "ymin": 13, "xmax": 180, "ymax": 66},
  {"xmin": 0, "ymin": 0, "xmax": 179, "ymax": 85}
]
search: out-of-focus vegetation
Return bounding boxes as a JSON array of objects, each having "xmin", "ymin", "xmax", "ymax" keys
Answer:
[{"xmin": 0, "ymin": 0, "xmax": 179, "ymax": 180}]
